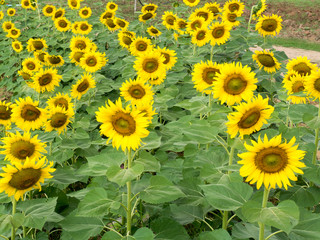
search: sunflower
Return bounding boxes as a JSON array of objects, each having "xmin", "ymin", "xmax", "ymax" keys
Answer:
[
  {"xmin": 190, "ymin": 7, "xmax": 214, "ymax": 23},
  {"xmin": 192, "ymin": 27, "xmax": 210, "ymax": 47},
  {"xmin": 204, "ymin": 2, "xmax": 221, "ymax": 20},
  {"xmin": 174, "ymin": 18, "xmax": 188, "ymax": 34},
  {"xmin": 7, "ymin": 8, "xmax": 16, "ymax": 17},
  {"xmin": 0, "ymin": 11, "xmax": 3, "ymax": 20},
  {"xmin": 256, "ymin": 14, "xmax": 283, "ymax": 37},
  {"xmin": 134, "ymin": 101, "xmax": 156, "ymax": 122},
  {"xmin": 68, "ymin": 0, "xmax": 80, "ymax": 10},
  {"xmin": 221, "ymin": 11, "xmax": 241, "ymax": 27},
  {"xmin": 42, "ymin": 5, "xmax": 56, "ymax": 17},
  {"xmin": 54, "ymin": 17, "xmax": 71, "ymax": 32},
  {"xmin": 252, "ymin": 50, "xmax": 281, "ymax": 73},
  {"xmin": 192, "ymin": 61, "xmax": 221, "ymax": 94},
  {"xmin": 6, "ymin": 28, "xmax": 21, "ymax": 39},
  {"xmin": 47, "ymin": 92, "xmax": 73, "ymax": 111},
  {"xmin": 69, "ymin": 50, "xmax": 86, "ymax": 65},
  {"xmin": 157, "ymin": 46, "xmax": 177, "ymax": 70},
  {"xmin": 12, "ymin": 40, "xmax": 23, "ymax": 53},
  {"xmin": 96, "ymin": 98, "xmax": 150, "ymax": 151},
  {"xmin": 283, "ymin": 74, "xmax": 309, "ymax": 104},
  {"xmin": 183, "ymin": 0, "xmax": 200, "ymax": 7},
  {"xmin": 0, "ymin": 156, "xmax": 55, "ymax": 201},
  {"xmin": 118, "ymin": 30, "xmax": 136, "ymax": 49},
  {"xmin": 115, "ymin": 18, "xmax": 129, "ymax": 29},
  {"xmin": 134, "ymin": 50, "xmax": 166, "ymax": 81},
  {"xmin": 34, "ymin": 51, "xmax": 49, "ymax": 64},
  {"xmin": 286, "ymin": 56, "xmax": 318, "ymax": 76},
  {"xmin": 70, "ymin": 73, "xmax": 96, "ymax": 99},
  {"xmin": 305, "ymin": 70, "xmax": 320, "ymax": 100},
  {"xmin": 209, "ymin": 21, "xmax": 232, "ymax": 46},
  {"xmin": 282, "ymin": 70, "xmax": 298, "ymax": 83},
  {"xmin": 213, "ymin": 62, "xmax": 258, "ymax": 106},
  {"xmin": 52, "ymin": 8, "xmax": 65, "ymax": 20},
  {"xmin": 0, "ymin": 101, "xmax": 14, "ymax": 127},
  {"xmin": 70, "ymin": 35, "xmax": 92, "ymax": 51},
  {"xmin": 21, "ymin": 0, "xmax": 31, "ymax": 9},
  {"xmin": 186, "ymin": 16, "xmax": 206, "ymax": 33},
  {"xmin": 224, "ymin": 0, "xmax": 245, "ymax": 15},
  {"xmin": 45, "ymin": 106, "xmax": 74, "ymax": 134},
  {"xmin": 29, "ymin": 0, "xmax": 37, "ymax": 11},
  {"xmin": 106, "ymin": 2, "xmax": 118, "ymax": 12},
  {"xmin": 226, "ymin": 95, "xmax": 274, "ymax": 139},
  {"xmin": 26, "ymin": 38, "xmax": 47, "ymax": 52},
  {"xmin": 18, "ymin": 70, "xmax": 32, "ymax": 81},
  {"xmin": 130, "ymin": 37, "xmax": 153, "ymax": 57},
  {"xmin": 120, "ymin": 78, "xmax": 154, "ymax": 105},
  {"xmin": 79, "ymin": 51, "xmax": 107, "ymax": 72},
  {"xmin": 141, "ymin": 3, "xmax": 158, "ymax": 13},
  {"xmin": 44, "ymin": 55, "xmax": 65, "ymax": 67},
  {"xmin": 139, "ymin": 11, "xmax": 156, "ymax": 23},
  {"xmin": 103, "ymin": 18, "xmax": 119, "ymax": 32},
  {"xmin": 148, "ymin": 75, "xmax": 166, "ymax": 86},
  {"xmin": 147, "ymin": 26, "xmax": 161, "ymax": 37},
  {"xmin": 2, "ymin": 21, "xmax": 15, "ymax": 32},
  {"xmin": 100, "ymin": 10, "xmax": 115, "ymax": 24},
  {"xmin": 77, "ymin": 21, "xmax": 92, "ymax": 34},
  {"xmin": 11, "ymin": 97, "xmax": 47, "ymax": 131},
  {"xmin": 253, "ymin": 0, "xmax": 267, "ymax": 20},
  {"xmin": 238, "ymin": 134, "xmax": 306, "ymax": 190},
  {"xmin": 79, "ymin": 6, "xmax": 91, "ymax": 18},
  {"xmin": 0, "ymin": 131, "xmax": 47, "ymax": 163},
  {"xmin": 22, "ymin": 57, "xmax": 41, "ymax": 74},
  {"xmin": 162, "ymin": 11, "xmax": 177, "ymax": 30},
  {"xmin": 31, "ymin": 68, "xmax": 62, "ymax": 93}
]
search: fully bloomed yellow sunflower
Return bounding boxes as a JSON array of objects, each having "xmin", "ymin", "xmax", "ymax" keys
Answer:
[
  {"xmin": 283, "ymin": 74, "xmax": 309, "ymax": 104},
  {"xmin": 192, "ymin": 61, "xmax": 221, "ymax": 94},
  {"xmin": 190, "ymin": 7, "xmax": 214, "ymax": 24},
  {"xmin": 54, "ymin": 17, "xmax": 71, "ymax": 32},
  {"xmin": 282, "ymin": 70, "xmax": 298, "ymax": 83},
  {"xmin": 47, "ymin": 92, "xmax": 73, "ymax": 111},
  {"xmin": 147, "ymin": 26, "xmax": 161, "ymax": 38},
  {"xmin": 68, "ymin": 0, "xmax": 80, "ymax": 10},
  {"xmin": 69, "ymin": 50, "xmax": 86, "ymax": 65},
  {"xmin": 7, "ymin": 8, "xmax": 16, "ymax": 17},
  {"xmin": 224, "ymin": 0, "xmax": 245, "ymax": 15},
  {"xmin": 45, "ymin": 55, "xmax": 65, "ymax": 67},
  {"xmin": 52, "ymin": 8, "xmax": 65, "ymax": 20},
  {"xmin": 22, "ymin": 57, "xmax": 41, "ymax": 74},
  {"xmin": 45, "ymin": 106, "xmax": 74, "ymax": 134},
  {"xmin": 26, "ymin": 38, "xmax": 47, "ymax": 52},
  {"xmin": 34, "ymin": 51, "xmax": 49, "ymax": 65},
  {"xmin": 106, "ymin": 2, "xmax": 118, "ymax": 12},
  {"xmin": 96, "ymin": 98, "xmax": 150, "ymax": 151},
  {"xmin": 0, "ymin": 156, "xmax": 55, "ymax": 201},
  {"xmin": 157, "ymin": 46, "xmax": 177, "ymax": 71},
  {"xmin": 226, "ymin": 95, "xmax": 274, "ymax": 139},
  {"xmin": 77, "ymin": 21, "xmax": 92, "ymax": 34},
  {"xmin": 42, "ymin": 5, "xmax": 56, "ymax": 17},
  {"xmin": 183, "ymin": 0, "xmax": 200, "ymax": 7},
  {"xmin": 238, "ymin": 134, "xmax": 306, "ymax": 190},
  {"xmin": 120, "ymin": 78, "xmax": 154, "ymax": 105},
  {"xmin": 209, "ymin": 21, "xmax": 232, "ymax": 46},
  {"xmin": 252, "ymin": 49, "xmax": 281, "ymax": 73},
  {"xmin": 118, "ymin": 30, "xmax": 136, "ymax": 49},
  {"xmin": 221, "ymin": 11, "xmax": 241, "ymax": 27},
  {"xmin": 174, "ymin": 18, "xmax": 188, "ymax": 34},
  {"xmin": 70, "ymin": 73, "xmax": 96, "ymax": 99},
  {"xmin": 12, "ymin": 40, "xmax": 23, "ymax": 53},
  {"xmin": 79, "ymin": 51, "xmax": 107, "ymax": 72},
  {"xmin": 2, "ymin": 21, "xmax": 14, "ymax": 32},
  {"xmin": 70, "ymin": 35, "xmax": 93, "ymax": 52},
  {"xmin": 204, "ymin": 2, "xmax": 221, "ymax": 20},
  {"xmin": 162, "ymin": 11, "xmax": 177, "ymax": 30},
  {"xmin": 0, "ymin": 101, "xmax": 14, "ymax": 127},
  {"xmin": 115, "ymin": 18, "xmax": 129, "ymax": 30},
  {"xmin": 129, "ymin": 37, "xmax": 153, "ymax": 57},
  {"xmin": 139, "ymin": 11, "xmax": 156, "ymax": 23},
  {"xmin": 186, "ymin": 16, "xmax": 206, "ymax": 33},
  {"xmin": 6, "ymin": 28, "xmax": 21, "ymax": 39},
  {"xmin": 0, "ymin": 131, "xmax": 47, "ymax": 163},
  {"xmin": 103, "ymin": 18, "xmax": 119, "ymax": 32},
  {"xmin": 31, "ymin": 68, "xmax": 62, "ymax": 93},
  {"xmin": 142, "ymin": 3, "xmax": 157, "ymax": 13},
  {"xmin": 286, "ymin": 56, "xmax": 318, "ymax": 76},
  {"xmin": 256, "ymin": 14, "xmax": 283, "ymax": 37},
  {"xmin": 305, "ymin": 70, "xmax": 320, "ymax": 100},
  {"xmin": 79, "ymin": 6, "xmax": 92, "ymax": 18},
  {"xmin": 100, "ymin": 10, "xmax": 115, "ymax": 24},
  {"xmin": 213, "ymin": 62, "xmax": 258, "ymax": 106},
  {"xmin": 21, "ymin": 0, "xmax": 31, "ymax": 9},
  {"xmin": 191, "ymin": 27, "xmax": 210, "ymax": 47},
  {"xmin": 11, "ymin": 97, "xmax": 47, "ymax": 131},
  {"xmin": 134, "ymin": 101, "xmax": 157, "ymax": 122}
]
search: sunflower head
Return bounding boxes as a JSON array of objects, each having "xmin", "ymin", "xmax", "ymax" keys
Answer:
[
  {"xmin": 174, "ymin": 18, "xmax": 188, "ymax": 34},
  {"xmin": 139, "ymin": 11, "xmax": 156, "ymax": 23},
  {"xmin": 70, "ymin": 73, "xmax": 96, "ymax": 99},
  {"xmin": 252, "ymin": 50, "xmax": 281, "ymax": 73},
  {"xmin": 47, "ymin": 92, "xmax": 73, "ymax": 111},
  {"xmin": 45, "ymin": 106, "xmax": 74, "ymax": 134},
  {"xmin": 12, "ymin": 40, "xmax": 23, "ymax": 53},
  {"xmin": 79, "ymin": 6, "xmax": 92, "ymax": 18},
  {"xmin": 147, "ymin": 26, "xmax": 161, "ymax": 37},
  {"xmin": 68, "ymin": 0, "xmax": 80, "ymax": 10},
  {"xmin": 305, "ymin": 70, "xmax": 320, "ymax": 100},
  {"xmin": 43, "ymin": 5, "xmax": 56, "ymax": 16},
  {"xmin": 142, "ymin": 3, "xmax": 158, "ymax": 13},
  {"xmin": 104, "ymin": 18, "xmax": 119, "ymax": 32},
  {"xmin": 0, "ymin": 101, "xmax": 14, "ymax": 127},
  {"xmin": 22, "ymin": 57, "xmax": 41, "ymax": 73},
  {"xmin": 118, "ymin": 30, "xmax": 136, "ymax": 49},
  {"xmin": 130, "ymin": 37, "xmax": 152, "ymax": 56},
  {"xmin": 115, "ymin": 18, "xmax": 129, "ymax": 29},
  {"xmin": 6, "ymin": 28, "xmax": 21, "ymax": 39},
  {"xmin": 256, "ymin": 14, "xmax": 283, "ymax": 37},
  {"xmin": 283, "ymin": 74, "xmax": 309, "ymax": 104},
  {"xmin": 52, "ymin": 8, "xmax": 65, "ymax": 20},
  {"xmin": 77, "ymin": 21, "xmax": 92, "ymax": 34},
  {"xmin": 209, "ymin": 22, "xmax": 232, "ymax": 46},
  {"xmin": 2, "ymin": 21, "xmax": 14, "ymax": 32},
  {"xmin": 7, "ymin": 8, "xmax": 16, "ymax": 16},
  {"xmin": 162, "ymin": 11, "xmax": 177, "ymax": 30},
  {"xmin": 286, "ymin": 56, "xmax": 318, "ymax": 76},
  {"xmin": 106, "ymin": 2, "xmax": 118, "ymax": 12},
  {"xmin": 31, "ymin": 68, "xmax": 62, "ymax": 93},
  {"xmin": 183, "ymin": 0, "xmax": 200, "ymax": 7},
  {"xmin": 187, "ymin": 16, "xmax": 205, "ymax": 33},
  {"xmin": 27, "ymin": 38, "xmax": 47, "ymax": 52},
  {"xmin": 120, "ymin": 78, "xmax": 154, "ymax": 105},
  {"xmin": 22, "ymin": 0, "xmax": 31, "ymax": 9}
]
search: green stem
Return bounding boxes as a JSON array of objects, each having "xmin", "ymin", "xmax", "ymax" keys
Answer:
[
  {"xmin": 49, "ymin": 141, "xmax": 52, "ymax": 156},
  {"xmin": 23, "ymin": 226, "xmax": 26, "ymax": 238},
  {"xmin": 193, "ymin": 44, "xmax": 196, "ymax": 56},
  {"xmin": 210, "ymin": 45, "xmax": 214, "ymax": 61},
  {"xmin": 0, "ymin": 235, "xmax": 9, "ymax": 240},
  {"xmin": 72, "ymin": 99, "xmax": 77, "ymax": 134},
  {"xmin": 259, "ymin": 187, "xmax": 270, "ymax": 240},
  {"xmin": 265, "ymin": 230, "xmax": 284, "ymax": 240},
  {"xmin": 227, "ymin": 145, "xmax": 235, "ymax": 175},
  {"xmin": 11, "ymin": 197, "xmax": 17, "ymax": 240},
  {"xmin": 208, "ymin": 93, "xmax": 212, "ymax": 117},
  {"xmin": 310, "ymin": 105, "xmax": 320, "ymax": 186},
  {"xmin": 247, "ymin": 5, "xmax": 256, "ymax": 32},
  {"xmin": 126, "ymin": 149, "xmax": 132, "ymax": 235},
  {"xmin": 222, "ymin": 211, "xmax": 228, "ymax": 230}
]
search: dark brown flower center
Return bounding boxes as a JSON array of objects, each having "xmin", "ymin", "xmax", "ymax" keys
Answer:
[
  {"xmin": 51, "ymin": 112, "xmax": 68, "ymax": 128},
  {"xmin": 136, "ymin": 41, "xmax": 147, "ymax": 51},
  {"xmin": 111, "ymin": 111, "xmax": 136, "ymax": 136},
  {"xmin": 109, "ymin": 4, "xmax": 116, "ymax": 9},
  {"xmin": 208, "ymin": 6, "xmax": 219, "ymax": 16},
  {"xmin": 293, "ymin": 62, "xmax": 311, "ymax": 76},
  {"xmin": 116, "ymin": 19, "xmax": 126, "ymax": 28},
  {"xmin": 20, "ymin": 72, "xmax": 31, "ymax": 80},
  {"xmin": 238, "ymin": 108, "xmax": 261, "ymax": 129},
  {"xmin": 255, "ymin": 147, "xmax": 288, "ymax": 173},
  {"xmin": 24, "ymin": 0, "xmax": 30, "ymax": 6},
  {"xmin": 229, "ymin": 3, "xmax": 240, "ymax": 12},
  {"xmin": 59, "ymin": 20, "xmax": 67, "ymax": 28},
  {"xmin": 313, "ymin": 78, "xmax": 320, "ymax": 92},
  {"xmin": 0, "ymin": 105, "xmax": 12, "ymax": 120},
  {"xmin": 54, "ymin": 98, "xmax": 69, "ymax": 110},
  {"xmin": 227, "ymin": 13, "xmax": 237, "ymax": 22},
  {"xmin": 142, "ymin": 12, "xmax": 153, "ymax": 21},
  {"xmin": 202, "ymin": 67, "xmax": 219, "ymax": 84},
  {"xmin": 86, "ymin": 57, "xmax": 97, "ymax": 67},
  {"xmin": 144, "ymin": 6, "xmax": 155, "ymax": 11},
  {"xmin": 161, "ymin": 53, "xmax": 170, "ymax": 64},
  {"xmin": 39, "ymin": 73, "xmax": 52, "ymax": 86},
  {"xmin": 128, "ymin": 85, "xmax": 146, "ymax": 99},
  {"xmin": 71, "ymin": 0, "xmax": 77, "ymax": 7},
  {"xmin": 103, "ymin": 12, "xmax": 113, "ymax": 19},
  {"xmin": 46, "ymin": 7, "xmax": 53, "ymax": 13},
  {"xmin": 80, "ymin": 23, "xmax": 89, "ymax": 31},
  {"xmin": 191, "ymin": 20, "xmax": 202, "ymax": 30},
  {"xmin": 10, "ymin": 140, "xmax": 35, "ymax": 160},
  {"xmin": 212, "ymin": 27, "xmax": 225, "ymax": 38},
  {"xmin": 55, "ymin": 10, "xmax": 63, "ymax": 18},
  {"xmin": 82, "ymin": 10, "xmax": 88, "ymax": 15},
  {"xmin": 122, "ymin": 36, "xmax": 133, "ymax": 46},
  {"xmin": 224, "ymin": 74, "xmax": 247, "ymax": 95},
  {"xmin": 76, "ymin": 40, "xmax": 86, "ymax": 50},
  {"xmin": 292, "ymin": 81, "xmax": 305, "ymax": 93},
  {"xmin": 143, "ymin": 59, "xmax": 159, "ymax": 73},
  {"xmin": 14, "ymin": 43, "xmax": 21, "ymax": 49},
  {"xmin": 9, "ymin": 168, "xmax": 41, "ymax": 190},
  {"xmin": 77, "ymin": 79, "xmax": 89, "ymax": 92},
  {"xmin": 261, "ymin": 19, "xmax": 278, "ymax": 32},
  {"xmin": 27, "ymin": 62, "xmax": 36, "ymax": 70},
  {"xmin": 73, "ymin": 52, "xmax": 84, "ymax": 62},
  {"xmin": 257, "ymin": 54, "xmax": 276, "ymax": 67},
  {"xmin": 21, "ymin": 104, "xmax": 41, "ymax": 121},
  {"xmin": 106, "ymin": 19, "xmax": 116, "ymax": 28},
  {"xmin": 187, "ymin": 0, "xmax": 196, "ymax": 3},
  {"xmin": 5, "ymin": 24, "xmax": 12, "ymax": 30},
  {"xmin": 196, "ymin": 30, "xmax": 206, "ymax": 40},
  {"xmin": 11, "ymin": 29, "xmax": 18, "ymax": 35},
  {"xmin": 178, "ymin": 21, "xmax": 187, "ymax": 29},
  {"xmin": 49, "ymin": 56, "xmax": 62, "ymax": 64},
  {"xmin": 166, "ymin": 15, "xmax": 176, "ymax": 25},
  {"xmin": 197, "ymin": 12, "xmax": 209, "ymax": 21},
  {"xmin": 150, "ymin": 28, "xmax": 159, "ymax": 34}
]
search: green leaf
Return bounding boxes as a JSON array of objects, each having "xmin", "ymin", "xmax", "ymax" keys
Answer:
[
  {"xmin": 198, "ymin": 229, "xmax": 231, "ymax": 240},
  {"xmin": 101, "ymin": 232, "xmax": 122, "ymax": 240},
  {"xmin": 288, "ymin": 104, "xmax": 317, "ymax": 124},
  {"xmin": 17, "ymin": 198, "xmax": 57, "ymax": 229},
  {"xmin": 140, "ymin": 176, "xmax": 185, "ymax": 204},
  {"xmin": 133, "ymin": 227, "xmax": 154, "ymax": 240},
  {"xmin": 303, "ymin": 113, "xmax": 320, "ymax": 129},
  {"xmin": 141, "ymin": 131, "xmax": 162, "ymax": 150},
  {"xmin": 241, "ymin": 200, "xmax": 265, "ymax": 223},
  {"xmin": 170, "ymin": 204, "xmax": 203, "ymax": 225},
  {"xmin": 135, "ymin": 151, "xmax": 160, "ymax": 172},
  {"xmin": 106, "ymin": 163, "xmax": 144, "ymax": 187},
  {"xmin": 11, "ymin": 213, "xmax": 25, "ymax": 228},
  {"xmin": 182, "ymin": 120, "xmax": 219, "ymax": 144},
  {"xmin": 280, "ymin": 186, "xmax": 320, "ymax": 207},
  {"xmin": 200, "ymin": 182, "xmax": 253, "ymax": 211},
  {"xmin": 151, "ymin": 217, "xmax": 189, "ymax": 240},
  {"xmin": 289, "ymin": 210, "xmax": 320, "ymax": 240},
  {"xmin": 77, "ymin": 187, "xmax": 120, "ymax": 217}
]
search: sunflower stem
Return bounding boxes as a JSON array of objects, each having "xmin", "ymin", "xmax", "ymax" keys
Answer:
[
  {"xmin": 36, "ymin": 2, "xmax": 41, "ymax": 20},
  {"xmin": 222, "ymin": 211, "xmax": 228, "ymax": 230},
  {"xmin": 210, "ymin": 45, "xmax": 214, "ymax": 62},
  {"xmin": 126, "ymin": 149, "xmax": 133, "ymax": 235},
  {"xmin": 259, "ymin": 187, "xmax": 270, "ymax": 240},
  {"xmin": 227, "ymin": 144, "xmax": 235, "ymax": 175},
  {"xmin": 247, "ymin": 5, "xmax": 256, "ymax": 32},
  {"xmin": 11, "ymin": 197, "xmax": 17, "ymax": 240},
  {"xmin": 193, "ymin": 44, "xmax": 196, "ymax": 56},
  {"xmin": 23, "ymin": 226, "xmax": 26, "ymax": 238},
  {"xmin": 265, "ymin": 230, "xmax": 284, "ymax": 240}
]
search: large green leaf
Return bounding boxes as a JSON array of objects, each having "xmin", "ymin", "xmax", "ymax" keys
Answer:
[
  {"xmin": 133, "ymin": 227, "xmax": 154, "ymax": 240},
  {"xmin": 151, "ymin": 217, "xmax": 189, "ymax": 240},
  {"xmin": 169, "ymin": 204, "xmax": 204, "ymax": 225},
  {"xmin": 200, "ymin": 182, "xmax": 253, "ymax": 211},
  {"xmin": 198, "ymin": 229, "xmax": 231, "ymax": 240},
  {"xmin": 135, "ymin": 151, "xmax": 160, "ymax": 172},
  {"xmin": 289, "ymin": 210, "xmax": 320, "ymax": 240},
  {"xmin": 106, "ymin": 163, "xmax": 144, "ymax": 187}
]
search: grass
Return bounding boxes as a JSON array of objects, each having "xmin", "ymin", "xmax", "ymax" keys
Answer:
[{"xmin": 268, "ymin": 37, "xmax": 320, "ymax": 52}]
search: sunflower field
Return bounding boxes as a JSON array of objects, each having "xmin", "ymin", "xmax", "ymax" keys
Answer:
[{"xmin": 0, "ymin": 0, "xmax": 320, "ymax": 239}]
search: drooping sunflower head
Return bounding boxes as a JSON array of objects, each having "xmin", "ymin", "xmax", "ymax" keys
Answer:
[
  {"xmin": 12, "ymin": 40, "xmax": 23, "ymax": 53},
  {"xmin": 47, "ymin": 92, "xmax": 73, "ymax": 111},
  {"xmin": 79, "ymin": 6, "xmax": 92, "ymax": 19},
  {"xmin": 42, "ymin": 5, "xmax": 55, "ymax": 17},
  {"xmin": 1, "ymin": 131, "xmax": 47, "ymax": 163},
  {"xmin": 252, "ymin": 0, "xmax": 267, "ymax": 20},
  {"xmin": 286, "ymin": 56, "xmax": 318, "ymax": 77},
  {"xmin": 33, "ymin": 51, "xmax": 49, "ymax": 64},
  {"xmin": 130, "ymin": 37, "xmax": 153, "ymax": 57},
  {"xmin": 256, "ymin": 14, "xmax": 283, "ymax": 37},
  {"xmin": 118, "ymin": 30, "xmax": 136, "ymax": 49},
  {"xmin": 7, "ymin": 8, "xmax": 16, "ymax": 16},
  {"xmin": 45, "ymin": 55, "xmax": 64, "ymax": 67},
  {"xmin": 22, "ymin": 57, "xmax": 41, "ymax": 73},
  {"xmin": 283, "ymin": 74, "xmax": 309, "ymax": 104},
  {"xmin": 103, "ymin": 18, "xmax": 119, "ymax": 32},
  {"xmin": 238, "ymin": 134, "xmax": 306, "ymax": 190},
  {"xmin": 190, "ymin": 7, "xmax": 214, "ymax": 23},
  {"xmin": 252, "ymin": 50, "xmax": 281, "ymax": 73},
  {"xmin": 100, "ymin": 10, "xmax": 115, "ymax": 23},
  {"xmin": 209, "ymin": 21, "xmax": 232, "ymax": 46},
  {"xmin": 139, "ymin": 11, "xmax": 156, "ymax": 23},
  {"xmin": 156, "ymin": 46, "xmax": 177, "ymax": 70},
  {"xmin": 54, "ymin": 17, "xmax": 71, "ymax": 32},
  {"xmin": 0, "ymin": 101, "xmax": 14, "ymax": 127},
  {"xmin": 192, "ymin": 61, "xmax": 221, "ymax": 94},
  {"xmin": 115, "ymin": 18, "xmax": 129, "ymax": 30},
  {"xmin": 162, "ymin": 11, "xmax": 177, "ymax": 30},
  {"xmin": 70, "ymin": 35, "xmax": 92, "ymax": 51},
  {"xmin": 52, "ymin": 8, "xmax": 65, "ymax": 20},
  {"xmin": 106, "ymin": 2, "xmax": 118, "ymax": 12},
  {"xmin": 79, "ymin": 51, "xmax": 108, "ymax": 73},
  {"xmin": 183, "ymin": 0, "xmax": 200, "ymax": 7},
  {"xmin": 223, "ymin": 0, "xmax": 245, "ymax": 15},
  {"xmin": 226, "ymin": 95, "xmax": 274, "ymax": 139},
  {"xmin": 70, "ymin": 73, "xmax": 96, "ymax": 99},
  {"xmin": 6, "ymin": 28, "xmax": 21, "ymax": 39},
  {"xmin": 31, "ymin": 68, "xmax": 62, "ymax": 93},
  {"xmin": 2, "ymin": 21, "xmax": 14, "ymax": 32},
  {"xmin": 213, "ymin": 62, "xmax": 258, "ymax": 106},
  {"xmin": 305, "ymin": 70, "xmax": 320, "ymax": 100},
  {"xmin": 45, "ymin": 106, "xmax": 74, "ymax": 134},
  {"xmin": 204, "ymin": 2, "xmax": 221, "ymax": 20},
  {"xmin": 68, "ymin": 0, "xmax": 80, "ymax": 10},
  {"xmin": 147, "ymin": 26, "xmax": 161, "ymax": 38},
  {"xmin": 26, "ymin": 38, "xmax": 47, "ymax": 52},
  {"xmin": 141, "ymin": 3, "xmax": 158, "ymax": 13},
  {"xmin": 134, "ymin": 50, "xmax": 166, "ymax": 81},
  {"xmin": 95, "ymin": 98, "xmax": 150, "ymax": 151},
  {"xmin": 174, "ymin": 18, "xmax": 188, "ymax": 34},
  {"xmin": 120, "ymin": 78, "xmax": 154, "ymax": 105},
  {"xmin": 77, "ymin": 21, "xmax": 92, "ymax": 34},
  {"xmin": 29, "ymin": 0, "xmax": 37, "ymax": 11},
  {"xmin": 0, "ymin": 156, "xmax": 55, "ymax": 201},
  {"xmin": 21, "ymin": 0, "xmax": 31, "ymax": 9}
]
